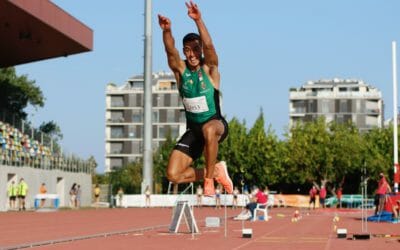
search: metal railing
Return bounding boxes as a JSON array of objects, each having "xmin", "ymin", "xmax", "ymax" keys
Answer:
[
  {"xmin": 0, "ymin": 113, "xmax": 95, "ymax": 174},
  {"xmin": 0, "ymin": 147, "xmax": 95, "ymax": 174}
]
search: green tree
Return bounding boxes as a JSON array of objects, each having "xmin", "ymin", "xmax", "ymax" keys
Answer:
[
  {"xmin": 362, "ymin": 126, "xmax": 394, "ymax": 192},
  {"xmin": 39, "ymin": 120, "xmax": 63, "ymax": 140},
  {"xmin": 328, "ymin": 121, "xmax": 364, "ymax": 191},
  {"xmin": 87, "ymin": 155, "xmax": 98, "ymax": 174},
  {"xmin": 153, "ymin": 131, "xmax": 176, "ymax": 193},
  {"xmin": 39, "ymin": 120, "xmax": 63, "ymax": 153},
  {"xmin": 218, "ymin": 117, "xmax": 248, "ymax": 188},
  {"xmin": 263, "ymin": 125, "xmax": 285, "ymax": 186},
  {"xmin": 109, "ymin": 161, "xmax": 142, "ymax": 194},
  {"xmin": 285, "ymin": 117, "xmax": 332, "ymax": 185},
  {"xmin": 92, "ymin": 172, "xmax": 108, "ymax": 185},
  {"xmin": 0, "ymin": 67, "xmax": 44, "ymax": 120},
  {"xmin": 245, "ymin": 111, "xmax": 270, "ymax": 186}
]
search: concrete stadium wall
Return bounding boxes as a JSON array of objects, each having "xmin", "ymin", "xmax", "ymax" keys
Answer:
[{"xmin": 0, "ymin": 165, "xmax": 92, "ymax": 211}]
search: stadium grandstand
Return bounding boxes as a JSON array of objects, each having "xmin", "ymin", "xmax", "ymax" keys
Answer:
[
  {"xmin": 1, "ymin": 0, "xmax": 94, "ymax": 212},
  {"xmin": 0, "ymin": 118, "xmax": 94, "ymax": 174}
]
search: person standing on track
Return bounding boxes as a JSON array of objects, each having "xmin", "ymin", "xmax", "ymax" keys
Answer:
[
  {"xmin": 158, "ymin": 1, "xmax": 232, "ymax": 196},
  {"xmin": 18, "ymin": 178, "xmax": 28, "ymax": 211},
  {"xmin": 7, "ymin": 180, "xmax": 18, "ymax": 210},
  {"xmin": 375, "ymin": 173, "xmax": 391, "ymax": 215},
  {"xmin": 309, "ymin": 186, "xmax": 317, "ymax": 210},
  {"xmin": 39, "ymin": 183, "xmax": 47, "ymax": 208}
]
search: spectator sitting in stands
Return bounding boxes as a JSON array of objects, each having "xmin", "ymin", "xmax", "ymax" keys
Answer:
[{"xmin": 0, "ymin": 120, "xmax": 93, "ymax": 172}]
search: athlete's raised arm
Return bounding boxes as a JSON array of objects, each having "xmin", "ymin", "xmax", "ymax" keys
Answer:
[
  {"xmin": 185, "ymin": 1, "xmax": 220, "ymax": 87},
  {"xmin": 158, "ymin": 14, "xmax": 185, "ymax": 78}
]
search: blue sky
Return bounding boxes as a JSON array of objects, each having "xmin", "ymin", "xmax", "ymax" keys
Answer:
[{"xmin": 15, "ymin": 0, "xmax": 400, "ymax": 173}]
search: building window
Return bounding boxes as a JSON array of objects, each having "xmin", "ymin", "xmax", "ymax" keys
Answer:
[
  {"xmin": 153, "ymin": 94, "xmax": 165, "ymax": 107},
  {"xmin": 292, "ymin": 100, "xmax": 306, "ymax": 113},
  {"xmin": 307, "ymin": 101, "xmax": 316, "ymax": 113},
  {"xmin": 152, "ymin": 111, "xmax": 159, "ymax": 123},
  {"xmin": 136, "ymin": 93, "xmax": 143, "ymax": 106},
  {"xmin": 170, "ymin": 93, "xmax": 179, "ymax": 107},
  {"xmin": 111, "ymin": 96, "xmax": 124, "ymax": 107},
  {"xmin": 111, "ymin": 158, "xmax": 123, "ymax": 169},
  {"xmin": 153, "ymin": 125, "xmax": 158, "ymax": 138},
  {"xmin": 128, "ymin": 125, "xmax": 141, "ymax": 138},
  {"xmin": 159, "ymin": 110, "xmax": 167, "ymax": 122},
  {"xmin": 171, "ymin": 82, "xmax": 177, "ymax": 90},
  {"xmin": 159, "ymin": 81, "xmax": 171, "ymax": 90},
  {"xmin": 170, "ymin": 125, "xmax": 179, "ymax": 138},
  {"xmin": 336, "ymin": 114, "xmax": 344, "ymax": 124},
  {"xmin": 132, "ymin": 141, "xmax": 141, "ymax": 154},
  {"xmin": 339, "ymin": 100, "xmax": 348, "ymax": 113},
  {"xmin": 111, "ymin": 126, "xmax": 124, "ymax": 138},
  {"xmin": 132, "ymin": 81, "xmax": 143, "ymax": 89},
  {"xmin": 132, "ymin": 110, "xmax": 142, "ymax": 122},
  {"xmin": 167, "ymin": 109, "xmax": 176, "ymax": 122},
  {"xmin": 355, "ymin": 100, "xmax": 362, "ymax": 113},
  {"xmin": 159, "ymin": 126, "xmax": 165, "ymax": 138},
  {"xmin": 111, "ymin": 142, "xmax": 123, "ymax": 154},
  {"xmin": 111, "ymin": 111, "xmax": 124, "ymax": 122},
  {"xmin": 179, "ymin": 110, "xmax": 186, "ymax": 122}
]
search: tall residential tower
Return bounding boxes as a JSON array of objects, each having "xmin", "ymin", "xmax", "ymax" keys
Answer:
[
  {"xmin": 289, "ymin": 78, "xmax": 384, "ymax": 131},
  {"xmin": 105, "ymin": 72, "xmax": 185, "ymax": 172}
]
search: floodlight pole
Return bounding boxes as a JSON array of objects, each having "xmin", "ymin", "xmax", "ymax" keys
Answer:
[
  {"xmin": 142, "ymin": 0, "xmax": 153, "ymax": 194},
  {"xmin": 393, "ymin": 41, "xmax": 399, "ymax": 193}
]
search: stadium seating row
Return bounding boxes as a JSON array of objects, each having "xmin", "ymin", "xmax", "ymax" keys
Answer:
[{"xmin": 0, "ymin": 121, "xmax": 94, "ymax": 173}]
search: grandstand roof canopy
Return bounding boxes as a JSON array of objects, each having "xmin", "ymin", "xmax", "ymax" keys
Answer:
[{"xmin": 0, "ymin": 0, "xmax": 93, "ymax": 68}]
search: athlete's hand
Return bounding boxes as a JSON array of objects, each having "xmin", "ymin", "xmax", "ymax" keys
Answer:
[
  {"xmin": 158, "ymin": 14, "xmax": 171, "ymax": 31},
  {"xmin": 186, "ymin": 1, "xmax": 201, "ymax": 20}
]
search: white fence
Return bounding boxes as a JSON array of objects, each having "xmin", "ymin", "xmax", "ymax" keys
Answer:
[{"xmin": 117, "ymin": 194, "xmax": 275, "ymax": 208}]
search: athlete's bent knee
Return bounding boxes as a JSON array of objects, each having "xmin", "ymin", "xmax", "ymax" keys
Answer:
[
  {"xmin": 203, "ymin": 126, "xmax": 218, "ymax": 141},
  {"xmin": 166, "ymin": 170, "xmax": 178, "ymax": 183}
]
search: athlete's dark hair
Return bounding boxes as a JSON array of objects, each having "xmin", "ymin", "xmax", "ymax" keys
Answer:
[{"xmin": 183, "ymin": 33, "xmax": 201, "ymax": 45}]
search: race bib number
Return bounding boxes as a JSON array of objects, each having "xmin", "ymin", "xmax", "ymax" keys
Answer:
[{"xmin": 183, "ymin": 96, "xmax": 209, "ymax": 113}]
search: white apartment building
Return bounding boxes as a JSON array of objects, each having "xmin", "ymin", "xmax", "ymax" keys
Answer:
[
  {"xmin": 289, "ymin": 78, "xmax": 384, "ymax": 131},
  {"xmin": 105, "ymin": 72, "xmax": 186, "ymax": 172}
]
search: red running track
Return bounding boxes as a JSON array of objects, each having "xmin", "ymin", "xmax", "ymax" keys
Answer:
[{"xmin": 0, "ymin": 207, "xmax": 399, "ymax": 250}]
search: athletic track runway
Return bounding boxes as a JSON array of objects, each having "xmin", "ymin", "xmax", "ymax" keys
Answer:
[{"xmin": 0, "ymin": 206, "xmax": 399, "ymax": 249}]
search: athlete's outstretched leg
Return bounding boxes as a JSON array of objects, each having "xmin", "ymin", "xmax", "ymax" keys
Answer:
[
  {"xmin": 203, "ymin": 119, "xmax": 234, "ymax": 195},
  {"xmin": 202, "ymin": 119, "xmax": 233, "ymax": 194}
]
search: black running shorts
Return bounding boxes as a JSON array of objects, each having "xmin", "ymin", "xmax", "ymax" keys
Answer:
[{"xmin": 174, "ymin": 116, "xmax": 228, "ymax": 160}]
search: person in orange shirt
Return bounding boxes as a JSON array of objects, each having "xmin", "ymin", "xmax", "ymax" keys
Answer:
[{"xmin": 39, "ymin": 183, "xmax": 47, "ymax": 208}]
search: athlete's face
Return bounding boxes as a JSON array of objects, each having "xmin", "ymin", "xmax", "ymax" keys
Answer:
[{"xmin": 183, "ymin": 40, "xmax": 202, "ymax": 69}]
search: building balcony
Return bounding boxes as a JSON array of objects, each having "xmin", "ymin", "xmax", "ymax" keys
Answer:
[
  {"xmin": 106, "ymin": 153, "xmax": 138, "ymax": 157},
  {"xmin": 366, "ymin": 109, "xmax": 380, "ymax": 115},
  {"xmin": 290, "ymin": 91, "xmax": 381, "ymax": 99},
  {"xmin": 106, "ymin": 118, "xmax": 125, "ymax": 123},
  {"xmin": 289, "ymin": 113, "xmax": 306, "ymax": 117}
]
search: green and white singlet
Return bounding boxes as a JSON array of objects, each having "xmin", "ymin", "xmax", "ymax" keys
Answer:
[{"xmin": 179, "ymin": 67, "xmax": 221, "ymax": 123}]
